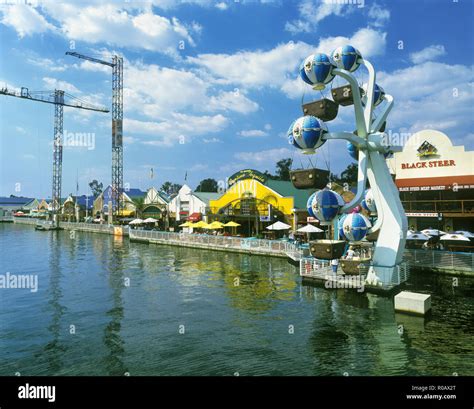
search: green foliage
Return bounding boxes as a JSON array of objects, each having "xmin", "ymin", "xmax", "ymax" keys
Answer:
[{"xmin": 196, "ymin": 178, "xmax": 218, "ymax": 192}]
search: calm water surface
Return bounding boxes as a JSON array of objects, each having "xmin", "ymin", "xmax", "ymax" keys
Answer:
[{"xmin": 1, "ymin": 224, "xmax": 473, "ymax": 376}]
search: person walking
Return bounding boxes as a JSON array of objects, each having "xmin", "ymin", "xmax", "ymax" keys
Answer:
[{"xmin": 331, "ymin": 258, "xmax": 339, "ymax": 274}]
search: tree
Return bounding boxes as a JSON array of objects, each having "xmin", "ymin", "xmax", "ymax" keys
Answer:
[
  {"xmin": 340, "ymin": 163, "xmax": 358, "ymax": 185},
  {"xmin": 196, "ymin": 178, "xmax": 218, "ymax": 192},
  {"xmin": 330, "ymin": 163, "xmax": 358, "ymax": 187},
  {"xmin": 275, "ymin": 158, "xmax": 292, "ymax": 181},
  {"xmin": 89, "ymin": 180, "xmax": 103, "ymax": 197},
  {"xmin": 131, "ymin": 197, "xmax": 146, "ymax": 218},
  {"xmin": 161, "ymin": 182, "xmax": 182, "ymax": 195}
]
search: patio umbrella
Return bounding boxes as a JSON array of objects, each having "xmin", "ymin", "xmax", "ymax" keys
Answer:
[
  {"xmin": 207, "ymin": 221, "xmax": 224, "ymax": 229},
  {"xmin": 224, "ymin": 221, "xmax": 241, "ymax": 227},
  {"xmin": 143, "ymin": 217, "xmax": 157, "ymax": 223},
  {"xmin": 406, "ymin": 232, "xmax": 430, "ymax": 241},
  {"xmin": 266, "ymin": 221, "xmax": 292, "ymax": 230},
  {"xmin": 439, "ymin": 234, "xmax": 470, "ymax": 242},
  {"xmin": 297, "ymin": 224, "xmax": 323, "ymax": 233},
  {"xmin": 454, "ymin": 230, "xmax": 474, "ymax": 238},
  {"xmin": 193, "ymin": 221, "xmax": 209, "ymax": 228},
  {"xmin": 129, "ymin": 218, "xmax": 143, "ymax": 225},
  {"xmin": 421, "ymin": 229, "xmax": 447, "ymax": 236},
  {"xmin": 179, "ymin": 221, "xmax": 194, "ymax": 227}
]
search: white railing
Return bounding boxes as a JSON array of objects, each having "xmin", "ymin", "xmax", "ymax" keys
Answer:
[
  {"xmin": 129, "ymin": 229, "xmax": 298, "ymax": 255},
  {"xmin": 299, "ymin": 256, "xmax": 410, "ymax": 288},
  {"xmin": 404, "ymin": 249, "xmax": 473, "ymax": 273},
  {"xmin": 13, "ymin": 217, "xmax": 39, "ymax": 225}
]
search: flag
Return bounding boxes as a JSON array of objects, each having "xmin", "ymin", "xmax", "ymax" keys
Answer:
[
  {"xmin": 150, "ymin": 167, "xmax": 154, "ymax": 179},
  {"xmin": 184, "ymin": 171, "xmax": 187, "ymax": 181}
]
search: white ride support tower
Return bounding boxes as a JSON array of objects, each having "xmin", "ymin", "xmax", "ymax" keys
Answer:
[{"xmin": 321, "ymin": 59, "xmax": 408, "ymax": 286}]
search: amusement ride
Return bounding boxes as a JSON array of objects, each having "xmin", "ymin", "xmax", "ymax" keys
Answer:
[{"xmin": 287, "ymin": 45, "xmax": 408, "ymax": 287}]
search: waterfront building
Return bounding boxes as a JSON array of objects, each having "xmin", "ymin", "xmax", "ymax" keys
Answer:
[
  {"xmin": 92, "ymin": 185, "xmax": 146, "ymax": 218},
  {"xmin": 0, "ymin": 196, "xmax": 35, "ymax": 217},
  {"xmin": 208, "ymin": 169, "xmax": 316, "ymax": 236},
  {"xmin": 387, "ymin": 130, "xmax": 474, "ymax": 231},
  {"xmin": 143, "ymin": 187, "xmax": 170, "ymax": 218},
  {"xmin": 168, "ymin": 185, "xmax": 220, "ymax": 225}
]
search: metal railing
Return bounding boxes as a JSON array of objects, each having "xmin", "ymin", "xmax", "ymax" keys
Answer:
[
  {"xmin": 404, "ymin": 248, "xmax": 473, "ymax": 273},
  {"xmin": 129, "ymin": 229, "xmax": 298, "ymax": 255}
]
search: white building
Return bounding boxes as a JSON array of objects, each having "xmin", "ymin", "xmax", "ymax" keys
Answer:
[{"xmin": 168, "ymin": 185, "xmax": 220, "ymax": 222}]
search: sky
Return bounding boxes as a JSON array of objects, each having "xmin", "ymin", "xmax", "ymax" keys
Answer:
[{"xmin": 0, "ymin": 0, "xmax": 473, "ymax": 199}]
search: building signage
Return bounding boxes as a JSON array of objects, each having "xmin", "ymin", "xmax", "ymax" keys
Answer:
[
  {"xmin": 228, "ymin": 169, "xmax": 267, "ymax": 187},
  {"xmin": 406, "ymin": 212, "xmax": 439, "ymax": 217},
  {"xmin": 401, "ymin": 160, "xmax": 455, "ymax": 170}
]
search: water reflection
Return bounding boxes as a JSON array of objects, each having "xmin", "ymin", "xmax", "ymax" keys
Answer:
[
  {"xmin": 102, "ymin": 237, "xmax": 127, "ymax": 376},
  {"xmin": 41, "ymin": 232, "xmax": 67, "ymax": 373}
]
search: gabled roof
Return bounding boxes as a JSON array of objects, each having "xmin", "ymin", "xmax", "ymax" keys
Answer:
[
  {"xmin": 264, "ymin": 180, "xmax": 314, "ymax": 209},
  {"xmin": 193, "ymin": 191, "xmax": 221, "ymax": 205},
  {"xmin": 74, "ymin": 195, "xmax": 94, "ymax": 209},
  {"xmin": 0, "ymin": 196, "xmax": 35, "ymax": 205},
  {"xmin": 126, "ymin": 188, "xmax": 146, "ymax": 199}
]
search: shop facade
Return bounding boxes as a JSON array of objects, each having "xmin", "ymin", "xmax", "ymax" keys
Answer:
[{"xmin": 387, "ymin": 130, "xmax": 474, "ymax": 232}]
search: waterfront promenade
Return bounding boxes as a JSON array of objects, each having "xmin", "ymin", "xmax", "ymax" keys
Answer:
[{"xmin": 11, "ymin": 217, "xmax": 474, "ymax": 275}]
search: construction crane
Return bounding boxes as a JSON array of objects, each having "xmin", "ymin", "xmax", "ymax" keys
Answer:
[
  {"xmin": 0, "ymin": 86, "xmax": 109, "ymax": 228},
  {"xmin": 66, "ymin": 52, "xmax": 124, "ymax": 221}
]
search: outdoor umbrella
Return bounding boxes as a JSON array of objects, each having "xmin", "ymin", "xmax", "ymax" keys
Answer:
[
  {"xmin": 439, "ymin": 234, "xmax": 470, "ymax": 242},
  {"xmin": 143, "ymin": 217, "xmax": 157, "ymax": 223},
  {"xmin": 266, "ymin": 221, "xmax": 292, "ymax": 230},
  {"xmin": 129, "ymin": 218, "xmax": 143, "ymax": 225},
  {"xmin": 224, "ymin": 221, "xmax": 241, "ymax": 227},
  {"xmin": 193, "ymin": 221, "xmax": 209, "ymax": 228},
  {"xmin": 207, "ymin": 221, "xmax": 224, "ymax": 229},
  {"xmin": 406, "ymin": 232, "xmax": 430, "ymax": 241},
  {"xmin": 454, "ymin": 230, "xmax": 474, "ymax": 238},
  {"xmin": 179, "ymin": 221, "xmax": 194, "ymax": 227},
  {"xmin": 297, "ymin": 224, "xmax": 324, "ymax": 233},
  {"xmin": 421, "ymin": 229, "xmax": 447, "ymax": 236}
]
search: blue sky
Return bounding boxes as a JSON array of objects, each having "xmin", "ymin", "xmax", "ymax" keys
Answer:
[{"xmin": 0, "ymin": 0, "xmax": 473, "ymax": 199}]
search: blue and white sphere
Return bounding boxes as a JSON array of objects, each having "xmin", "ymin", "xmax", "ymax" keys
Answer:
[
  {"xmin": 289, "ymin": 115, "xmax": 327, "ymax": 154},
  {"xmin": 342, "ymin": 213, "xmax": 372, "ymax": 242},
  {"xmin": 307, "ymin": 191, "xmax": 317, "ymax": 218},
  {"xmin": 362, "ymin": 83, "xmax": 385, "ymax": 107},
  {"xmin": 310, "ymin": 189, "xmax": 343, "ymax": 223},
  {"xmin": 300, "ymin": 53, "xmax": 335, "ymax": 90},
  {"xmin": 287, "ymin": 120, "xmax": 300, "ymax": 148},
  {"xmin": 361, "ymin": 188, "xmax": 376, "ymax": 213},
  {"xmin": 347, "ymin": 141, "xmax": 358, "ymax": 160},
  {"xmin": 338, "ymin": 213, "xmax": 348, "ymax": 240},
  {"xmin": 331, "ymin": 45, "xmax": 362, "ymax": 72}
]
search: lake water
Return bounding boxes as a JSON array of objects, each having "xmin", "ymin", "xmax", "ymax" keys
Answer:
[{"xmin": 1, "ymin": 224, "xmax": 473, "ymax": 376}]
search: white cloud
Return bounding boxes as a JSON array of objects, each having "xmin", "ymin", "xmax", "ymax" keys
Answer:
[
  {"xmin": 2, "ymin": 2, "xmax": 200, "ymax": 56},
  {"xmin": 189, "ymin": 28, "xmax": 386, "ymax": 99},
  {"xmin": 207, "ymin": 90, "xmax": 259, "ymax": 114},
  {"xmin": 215, "ymin": 2, "xmax": 228, "ymax": 10},
  {"xmin": 238, "ymin": 129, "xmax": 268, "ymax": 137},
  {"xmin": 42, "ymin": 77, "xmax": 80, "ymax": 93},
  {"xmin": 125, "ymin": 114, "xmax": 228, "ymax": 146},
  {"xmin": 26, "ymin": 55, "xmax": 67, "ymax": 72},
  {"xmin": 234, "ymin": 147, "xmax": 292, "ymax": 163},
  {"xmin": 1, "ymin": 4, "xmax": 55, "ymax": 37},
  {"xmin": 378, "ymin": 61, "xmax": 473, "ymax": 146},
  {"xmin": 285, "ymin": 0, "xmax": 351, "ymax": 34},
  {"xmin": 368, "ymin": 3, "xmax": 390, "ymax": 28},
  {"xmin": 125, "ymin": 61, "xmax": 259, "ymax": 118},
  {"xmin": 409, "ymin": 45, "xmax": 446, "ymax": 65}
]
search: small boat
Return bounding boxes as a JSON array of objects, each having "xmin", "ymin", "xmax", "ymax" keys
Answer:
[{"xmin": 35, "ymin": 222, "xmax": 57, "ymax": 231}]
